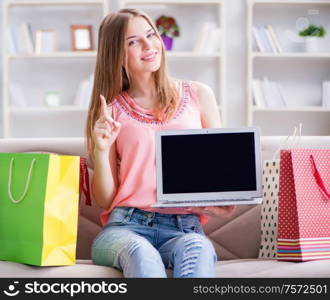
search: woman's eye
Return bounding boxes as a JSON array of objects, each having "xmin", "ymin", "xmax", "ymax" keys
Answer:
[
  {"xmin": 148, "ymin": 32, "xmax": 155, "ymax": 38},
  {"xmin": 128, "ymin": 40, "xmax": 138, "ymax": 46}
]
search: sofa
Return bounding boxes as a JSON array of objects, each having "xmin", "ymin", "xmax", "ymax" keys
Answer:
[{"xmin": 0, "ymin": 136, "xmax": 330, "ymax": 278}]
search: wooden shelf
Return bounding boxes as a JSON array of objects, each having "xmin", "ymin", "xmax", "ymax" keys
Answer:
[
  {"xmin": 167, "ymin": 51, "xmax": 221, "ymax": 58},
  {"xmin": 8, "ymin": 51, "xmax": 98, "ymax": 59},
  {"xmin": 252, "ymin": 52, "xmax": 330, "ymax": 59},
  {"xmin": 7, "ymin": 0, "xmax": 106, "ymax": 7},
  {"xmin": 252, "ymin": 106, "xmax": 330, "ymax": 112},
  {"xmin": 122, "ymin": 0, "xmax": 223, "ymax": 5},
  {"xmin": 252, "ymin": 0, "xmax": 330, "ymax": 5},
  {"xmin": 10, "ymin": 106, "xmax": 87, "ymax": 113}
]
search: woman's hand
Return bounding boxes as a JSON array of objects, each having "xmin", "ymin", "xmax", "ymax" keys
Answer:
[
  {"xmin": 93, "ymin": 94, "xmax": 121, "ymax": 153},
  {"xmin": 186, "ymin": 205, "xmax": 236, "ymax": 218}
]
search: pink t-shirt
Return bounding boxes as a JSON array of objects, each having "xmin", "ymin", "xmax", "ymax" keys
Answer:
[{"xmin": 100, "ymin": 80, "xmax": 208, "ymax": 225}]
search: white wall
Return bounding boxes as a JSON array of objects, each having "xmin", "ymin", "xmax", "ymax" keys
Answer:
[{"xmin": 225, "ymin": 0, "xmax": 247, "ymax": 128}]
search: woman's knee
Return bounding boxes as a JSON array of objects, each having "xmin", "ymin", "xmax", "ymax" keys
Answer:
[
  {"xmin": 173, "ymin": 233, "xmax": 217, "ymax": 277},
  {"xmin": 92, "ymin": 229, "xmax": 166, "ymax": 276},
  {"xmin": 175, "ymin": 233, "xmax": 217, "ymax": 261}
]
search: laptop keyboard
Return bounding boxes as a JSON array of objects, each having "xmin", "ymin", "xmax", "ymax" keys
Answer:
[{"xmin": 154, "ymin": 198, "xmax": 257, "ymax": 207}]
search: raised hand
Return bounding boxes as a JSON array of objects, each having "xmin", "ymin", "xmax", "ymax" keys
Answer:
[{"xmin": 93, "ymin": 94, "xmax": 121, "ymax": 152}]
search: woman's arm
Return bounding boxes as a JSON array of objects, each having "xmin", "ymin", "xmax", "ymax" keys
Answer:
[
  {"xmin": 92, "ymin": 144, "xmax": 119, "ymax": 210},
  {"xmin": 192, "ymin": 81, "xmax": 222, "ymax": 128},
  {"xmin": 188, "ymin": 81, "xmax": 236, "ymax": 218},
  {"xmin": 91, "ymin": 102, "xmax": 120, "ymax": 210}
]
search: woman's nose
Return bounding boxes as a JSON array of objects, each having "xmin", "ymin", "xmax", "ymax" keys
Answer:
[{"xmin": 142, "ymin": 37, "xmax": 152, "ymax": 49}]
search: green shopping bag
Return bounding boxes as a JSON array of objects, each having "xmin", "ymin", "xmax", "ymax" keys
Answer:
[{"xmin": 0, "ymin": 153, "xmax": 80, "ymax": 266}]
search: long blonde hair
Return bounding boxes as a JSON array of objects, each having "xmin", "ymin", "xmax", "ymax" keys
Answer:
[{"xmin": 85, "ymin": 8, "xmax": 178, "ymax": 157}]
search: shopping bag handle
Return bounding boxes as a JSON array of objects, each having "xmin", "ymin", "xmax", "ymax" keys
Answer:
[
  {"xmin": 8, "ymin": 157, "xmax": 36, "ymax": 204},
  {"xmin": 310, "ymin": 155, "xmax": 330, "ymax": 201},
  {"xmin": 272, "ymin": 123, "xmax": 302, "ymax": 160}
]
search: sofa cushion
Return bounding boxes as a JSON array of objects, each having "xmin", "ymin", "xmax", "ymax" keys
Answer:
[
  {"xmin": 216, "ymin": 259, "xmax": 330, "ymax": 278},
  {"xmin": 0, "ymin": 260, "xmax": 122, "ymax": 278},
  {"xmin": 204, "ymin": 205, "xmax": 261, "ymax": 259},
  {"xmin": 1, "ymin": 259, "xmax": 329, "ymax": 278}
]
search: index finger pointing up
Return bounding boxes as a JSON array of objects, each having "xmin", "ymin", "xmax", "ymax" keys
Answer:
[
  {"xmin": 100, "ymin": 94, "xmax": 116, "ymax": 125},
  {"xmin": 100, "ymin": 94, "xmax": 109, "ymax": 117}
]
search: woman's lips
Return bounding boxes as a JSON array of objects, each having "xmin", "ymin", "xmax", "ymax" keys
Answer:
[{"xmin": 141, "ymin": 51, "xmax": 157, "ymax": 61}]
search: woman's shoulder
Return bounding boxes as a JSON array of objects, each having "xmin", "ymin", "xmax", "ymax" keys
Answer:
[
  {"xmin": 173, "ymin": 79, "xmax": 212, "ymax": 96},
  {"xmin": 189, "ymin": 80, "xmax": 213, "ymax": 96},
  {"xmin": 173, "ymin": 80, "xmax": 216, "ymax": 111},
  {"xmin": 187, "ymin": 81, "xmax": 216, "ymax": 110},
  {"xmin": 173, "ymin": 79, "xmax": 209, "ymax": 90}
]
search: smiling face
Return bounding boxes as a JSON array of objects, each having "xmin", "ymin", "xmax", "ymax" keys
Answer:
[{"xmin": 125, "ymin": 16, "xmax": 163, "ymax": 77}]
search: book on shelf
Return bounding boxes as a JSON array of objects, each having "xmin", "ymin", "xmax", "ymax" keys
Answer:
[
  {"xmin": 193, "ymin": 22, "xmax": 221, "ymax": 54},
  {"xmin": 6, "ymin": 27, "xmax": 17, "ymax": 54},
  {"xmin": 262, "ymin": 77, "xmax": 286, "ymax": 108},
  {"xmin": 9, "ymin": 83, "xmax": 28, "ymax": 107},
  {"xmin": 252, "ymin": 26, "xmax": 265, "ymax": 52},
  {"xmin": 252, "ymin": 25, "xmax": 282, "ymax": 53},
  {"xmin": 204, "ymin": 27, "xmax": 221, "ymax": 54},
  {"xmin": 73, "ymin": 74, "xmax": 94, "ymax": 108},
  {"xmin": 252, "ymin": 78, "xmax": 286, "ymax": 108},
  {"xmin": 261, "ymin": 77, "xmax": 275, "ymax": 107},
  {"xmin": 259, "ymin": 27, "xmax": 273, "ymax": 53},
  {"xmin": 322, "ymin": 80, "xmax": 330, "ymax": 108},
  {"xmin": 6, "ymin": 23, "xmax": 34, "ymax": 55},
  {"xmin": 264, "ymin": 27, "xmax": 277, "ymax": 53},
  {"xmin": 252, "ymin": 79, "xmax": 266, "ymax": 107},
  {"xmin": 267, "ymin": 25, "xmax": 282, "ymax": 53},
  {"xmin": 276, "ymin": 82, "xmax": 286, "ymax": 106},
  {"xmin": 20, "ymin": 23, "xmax": 34, "ymax": 54},
  {"xmin": 35, "ymin": 29, "xmax": 58, "ymax": 54}
]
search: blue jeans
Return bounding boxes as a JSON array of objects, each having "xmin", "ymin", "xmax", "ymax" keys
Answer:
[{"xmin": 92, "ymin": 207, "xmax": 217, "ymax": 278}]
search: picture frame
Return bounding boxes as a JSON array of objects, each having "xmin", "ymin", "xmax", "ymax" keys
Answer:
[
  {"xmin": 35, "ymin": 29, "xmax": 58, "ymax": 54},
  {"xmin": 71, "ymin": 25, "xmax": 93, "ymax": 51}
]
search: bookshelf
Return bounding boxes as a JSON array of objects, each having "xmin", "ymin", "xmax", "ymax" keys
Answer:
[
  {"xmin": 247, "ymin": 0, "xmax": 330, "ymax": 135},
  {"xmin": 120, "ymin": 0, "xmax": 226, "ymax": 126},
  {"xmin": 2, "ymin": 0, "xmax": 109, "ymax": 138}
]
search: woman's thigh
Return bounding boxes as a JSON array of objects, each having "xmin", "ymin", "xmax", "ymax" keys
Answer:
[{"xmin": 92, "ymin": 227, "xmax": 166, "ymax": 277}]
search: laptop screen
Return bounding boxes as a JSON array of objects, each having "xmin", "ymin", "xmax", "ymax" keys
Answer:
[{"xmin": 161, "ymin": 132, "xmax": 257, "ymax": 194}]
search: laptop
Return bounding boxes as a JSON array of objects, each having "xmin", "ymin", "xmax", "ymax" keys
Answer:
[{"xmin": 151, "ymin": 127, "xmax": 262, "ymax": 208}]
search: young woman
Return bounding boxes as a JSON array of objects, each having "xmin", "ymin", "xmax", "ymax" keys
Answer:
[{"xmin": 85, "ymin": 8, "xmax": 235, "ymax": 278}]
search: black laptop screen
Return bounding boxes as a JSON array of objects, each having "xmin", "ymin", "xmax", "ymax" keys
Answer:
[{"xmin": 161, "ymin": 132, "xmax": 257, "ymax": 194}]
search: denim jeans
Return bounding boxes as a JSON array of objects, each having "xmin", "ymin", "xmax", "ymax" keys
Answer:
[{"xmin": 92, "ymin": 207, "xmax": 217, "ymax": 278}]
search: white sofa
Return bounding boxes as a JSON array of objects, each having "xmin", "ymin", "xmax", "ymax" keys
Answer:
[{"xmin": 0, "ymin": 136, "xmax": 330, "ymax": 278}]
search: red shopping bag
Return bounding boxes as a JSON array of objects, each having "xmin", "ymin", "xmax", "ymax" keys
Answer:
[
  {"xmin": 277, "ymin": 149, "xmax": 330, "ymax": 261},
  {"xmin": 80, "ymin": 157, "xmax": 91, "ymax": 206}
]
